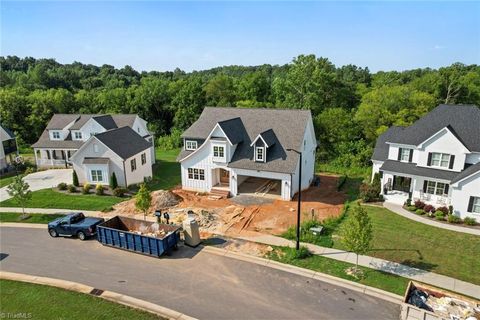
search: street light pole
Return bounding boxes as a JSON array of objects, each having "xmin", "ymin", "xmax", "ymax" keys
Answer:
[{"xmin": 287, "ymin": 148, "xmax": 302, "ymax": 251}]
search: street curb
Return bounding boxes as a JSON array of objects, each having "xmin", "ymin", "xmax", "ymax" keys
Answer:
[
  {"xmin": 0, "ymin": 271, "xmax": 197, "ymax": 320},
  {"xmin": 200, "ymin": 245, "xmax": 404, "ymax": 305}
]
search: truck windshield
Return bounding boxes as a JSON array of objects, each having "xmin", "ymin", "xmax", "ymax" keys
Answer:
[{"xmin": 70, "ymin": 213, "xmax": 85, "ymax": 224}]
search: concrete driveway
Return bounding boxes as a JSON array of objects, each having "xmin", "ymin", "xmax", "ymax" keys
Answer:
[
  {"xmin": 0, "ymin": 227, "xmax": 400, "ymax": 320},
  {"xmin": 0, "ymin": 169, "xmax": 72, "ymax": 201}
]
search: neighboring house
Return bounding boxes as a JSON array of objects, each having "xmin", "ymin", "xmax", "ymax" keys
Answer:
[
  {"xmin": 32, "ymin": 114, "xmax": 155, "ymax": 168},
  {"xmin": 372, "ymin": 104, "xmax": 480, "ymax": 220},
  {"xmin": 0, "ymin": 124, "xmax": 18, "ymax": 172},
  {"xmin": 177, "ymin": 107, "xmax": 317, "ymax": 200},
  {"xmin": 70, "ymin": 126, "xmax": 153, "ymax": 187}
]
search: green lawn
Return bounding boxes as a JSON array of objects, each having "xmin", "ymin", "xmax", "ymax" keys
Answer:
[
  {"xmin": 332, "ymin": 205, "xmax": 480, "ymax": 285},
  {"xmin": 0, "ymin": 189, "xmax": 126, "ymax": 211},
  {"xmin": 0, "ymin": 212, "xmax": 65, "ymax": 223},
  {"xmin": 0, "ymin": 279, "xmax": 162, "ymax": 320},
  {"xmin": 0, "ymin": 175, "xmax": 16, "ymax": 188},
  {"xmin": 268, "ymin": 247, "xmax": 409, "ymax": 295},
  {"xmin": 148, "ymin": 148, "xmax": 181, "ymax": 190}
]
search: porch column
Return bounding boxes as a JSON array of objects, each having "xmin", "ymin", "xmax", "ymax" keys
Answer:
[
  {"xmin": 410, "ymin": 178, "xmax": 417, "ymax": 199},
  {"xmin": 34, "ymin": 149, "xmax": 38, "ymax": 167},
  {"xmin": 50, "ymin": 149, "xmax": 54, "ymax": 166}
]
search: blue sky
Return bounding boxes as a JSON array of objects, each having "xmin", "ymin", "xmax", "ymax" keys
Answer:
[{"xmin": 1, "ymin": 1, "xmax": 479, "ymax": 72}]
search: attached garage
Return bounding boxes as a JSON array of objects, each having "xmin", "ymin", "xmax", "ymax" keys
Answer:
[{"xmin": 237, "ymin": 176, "xmax": 282, "ymax": 199}]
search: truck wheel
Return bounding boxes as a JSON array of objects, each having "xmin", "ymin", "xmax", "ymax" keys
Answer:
[
  {"xmin": 77, "ymin": 231, "xmax": 86, "ymax": 241},
  {"xmin": 49, "ymin": 229, "xmax": 58, "ymax": 238}
]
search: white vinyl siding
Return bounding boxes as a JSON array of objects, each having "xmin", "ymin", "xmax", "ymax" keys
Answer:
[
  {"xmin": 431, "ymin": 152, "xmax": 451, "ymax": 168},
  {"xmin": 185, "ymin": 140, "xmax": 198, "ymax": 150}
]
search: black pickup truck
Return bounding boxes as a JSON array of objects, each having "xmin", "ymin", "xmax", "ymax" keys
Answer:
[{"xmin": 48, "ymin": 212, "xmax": 104, "ymax": 240}]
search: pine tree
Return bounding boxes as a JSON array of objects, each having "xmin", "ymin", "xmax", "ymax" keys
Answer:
[
  {"xmin": 72, "ymin": 170, "xmax": 79, "ymax": 187},
  {"xmin": 110, "ymin": 172, "xmax": 118, "ymax": 189}
]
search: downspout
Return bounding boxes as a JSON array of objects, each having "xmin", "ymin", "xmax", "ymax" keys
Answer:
[{"xmin": 122, "ymin": 159, "xmax": 127, "ymax": 187}]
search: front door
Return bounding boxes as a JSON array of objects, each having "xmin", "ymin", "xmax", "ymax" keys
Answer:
[{"xmin": 220, "ymin": 169, "xmax": 229, "ymax": 185}]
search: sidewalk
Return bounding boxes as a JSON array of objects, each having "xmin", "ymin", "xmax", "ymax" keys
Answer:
[
  {"xmin": 237, "ymin": 234, "xmax": 480, "ymax": 299},
  {"xmin": 0, "ymin": 207, "xmax": 101, "ymax": 216},
  {"xmin": 383, "ymin": 202, "xmax": 480, "ymax": 236}
]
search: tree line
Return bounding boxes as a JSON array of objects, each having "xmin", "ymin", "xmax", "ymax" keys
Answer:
[{"xmin": 1, "ymin": 55, "xmax": 479, "ymax": 167}]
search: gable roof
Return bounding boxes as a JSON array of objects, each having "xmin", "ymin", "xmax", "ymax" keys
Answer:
[
  {"xmin": 92, "ymin": 115, "xmax": 117, "ymax": 130},
  {"xmin": 179, "ymin": 107, "xmax": 312, "ymax": 174},
  {"xmin": 217, "ymin": 118, "xmax": 246, "ymax": 145},
  {"xmin": 0, "ymin": 124, "xmax": 15, "ymax": 140},
  {"xmin": 386, "ymin": 104, "xmax": 480, "ymax": 151},
  {"xmin": 94, "ymin": 127, "xmax": 151, "ymax": 160},
  {"xmin": 251, "ymin": 129, "xmax": 278, "ymax": 148},
  {"xmin": 451, "ymin": 162, "xmax": 480, "ymax": 184},
  {"xmin": 372, "ymin": 105, "xmax": 480, "ymax": 162}
]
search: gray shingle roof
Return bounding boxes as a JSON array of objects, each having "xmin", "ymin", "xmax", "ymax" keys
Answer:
[
  {"xmin": 451, "ymin": 162, "xmax": 480, "ymax": 184},
  {"xmin": 95, "ymin": 127, "xmax": 151, "ymax": 160},
  {"xmin": 387, "ymin": 104, "xmax": 480, "ymax": 151},
  {"xmin": 217, "ymin": 118, "xmax": 246, "ymax": 145},
  {"xmin": 46, "ymin": 114, "xmax": 81, "ymax": 130},
  {"xmin": 255, "ymin": 129, "xmax": 278, "ymax": 147},
  {"xmin": 380, "ymin": 160, "xmax": 459, "ymax": 181},
  {"xmin": 179, "ymin": 107, "xmax": 312, "ymax": 174},
  {"xmin": 372, "ymin": 126, "xmax": 404, "ymax": 161},
  {"xmin": 83, "ymin": 157, "xmax": 110, "ymax": 164},
  {"xmin": 31, "ymin": 130, "xmax": 84, "ymax": 149},
  {"xmin": 93, "ymin": 115, "xmax": 117, "ymax": 130}
]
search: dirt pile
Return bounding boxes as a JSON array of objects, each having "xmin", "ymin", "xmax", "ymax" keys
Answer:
[
  {"xmin": 156, "ymin": 190, "xmax": 182, "ymax": 208},
  {"xmin": 111, "ymin": 190, "xmax": 182, "ymax": 217}
]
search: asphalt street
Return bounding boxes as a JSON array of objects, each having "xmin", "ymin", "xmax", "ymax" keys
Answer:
[{"xmin": 0, "ymin": 227, "xmax": 400, "ymax": 320}]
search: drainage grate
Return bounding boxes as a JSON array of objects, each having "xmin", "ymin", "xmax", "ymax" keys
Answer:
[{"xmin": 90, "ymin": 288, "xmax": 104, "ymax": 296}]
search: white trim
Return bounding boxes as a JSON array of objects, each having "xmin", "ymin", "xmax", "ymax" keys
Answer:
[
  {"xmin": 255, "ymin": 146, "xmax": 266, "ymax": 162},
  {"xmin": 250, "ymin": 134, "xmax": 269, "ymax": 148},
  {"xmin": 452, "ymin": 170, "xmax": 480, "ymax": 187},
  {"xmin": 179, "ymin": 124, "xmax": 233, "ymax": 162},
  {"xmin": 418, "ymin": 126, "xmax": 470, "ymax": 151},
  {"xmin": 385, "ymin": 142, "xmax": 417, "ymax": 148}
]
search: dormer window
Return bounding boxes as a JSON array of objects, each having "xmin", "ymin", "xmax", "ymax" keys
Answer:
[
  {"xmin": 213, "ymin": 146, "xmax": 224, "ymax": 158},
  {"xmin": 255, "ymin": 147, "xmax": 265, "ymax": 162},
  {"xmin": 52, "ymin": 131, "xmax": 60, "ymax": 140},
  {"xmin": 185, "ymin": 140, "xmax": 198, "ymax": 151},
  {"xmin": 398, "ymin": 148, "xmax": 412, "ymax": 162}
]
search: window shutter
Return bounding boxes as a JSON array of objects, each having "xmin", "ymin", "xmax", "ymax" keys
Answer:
[
  {"xmin": 409, "ymin": 149, "xmax": 413, "ymax": 162},
  {"xmin": 444, "ymin": 184, "xmax": 449, "ymax": 195},
  {"xmin": 467, "ymin": 196, "xmax": 474, "ymax": 212},
  {"xmin": 427, "ymin": 153, "xmax": 432, "ymax": 166},
  {"xmin": 423, "ymin": 180, "xmax": 428, "ymax": 193},
  {"xmin": 397, "ymin": 148, "xmax": 402, "ymax": 161},
  {"xmin": 449, "ymin": 155, "xmax": 455, "ymax": 169}
]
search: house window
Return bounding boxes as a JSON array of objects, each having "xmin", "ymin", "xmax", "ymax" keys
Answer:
[
  {"xmin": 255, "ymin": 147, "xmax": 264, "ymax": 162},
  {"xmin": 74, "ymin": 132, "xmax": 82, "ymax": 140},
  {"xmin": 425, "ymin": 180, "xmax": 448, "ymax": 196},
  {"xmin": 472, "ymin": 197, "xmax": 480, "ymax": 213},
  {"xmin": 131, "ymin": 158, "xmax": 136, "ymax": 171},
  {"xmin": 213, "ymin": 146, "xmax": 224, "ymax": 158},
  {"xmin": 91, "ymin": 170, "xmax": 103, "ymax": 182},
  {"xmin": 187, "ymin": 168, "xmax": 204, "ymax": 180},
  {"xmin": 52, "ymin": 131, "xmax": 60, "ymax": 139},
  {"xmin": 141, "ymin": 153, "xmax": 146, "ymax": 165},
  {"xmin": 399, "ymin": 148, "xmax": 411, "ymax": 162},
  {"xmin": 185, "ymin": 140, "xmax": 198, "ymax": 151},
  {"xmin": 431, "ymin": 153, "xmax": 451, "ymax": 168},
  {"xmin": 93, "ymin": 144, "xmax": 99, "ymax": 153}
]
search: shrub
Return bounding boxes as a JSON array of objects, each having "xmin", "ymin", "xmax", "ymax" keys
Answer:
[
  {"xmin": 405, "ymin": 198, "xmax": 412, "ymax": 206},
  {"xmin": 414, "ymin": 200, "xmax": 425, "ymax": 209},
  {"xmin": 448, "ymin": 205, "xmax": 453, "ymax": 215},
  {"xmin": 113, "ymin": 187, "xmax": 128, "ymax": 197},
  {"xmin": 435, "ymin": 210, "xmax": 445, "ymax": 220},
  {"xmin": 82, "ymin": 183, "xmax": 91, "ymax": 194},
  {"xmin": 67, "ymin": 184, "xmax": 76, "ymax": 193},
  {"xmin": 407, "ymin": 205, "xmax": 417, "ymax": 211},
  {"xmin": 72, "ymin": 170, "xmax": 79, "ymax": 187},
  {"xmin": 359, "ymin": 173, "xmax": 382, "ymax": 202},
  {"xmin": 110, "ymin": 172, "xmax": 118, "ymax": 189},
  {"xmin": 284, "ymin": 246, "xmax": 312, "ymax": 261},
  {"xmin": 415, "ymin": 209, "xmax": 425, "ymax": 215},
  {"xmin": 437, "ymin": 206, "xmax": 449, "ymax": 215},
  {"xmin": 57, "ymin": 182, "xmax": 67, "ymax": 191},
  {"xmin": 464, "ymin": 217, "xmax": 477, "ymax": 226},
  {"xmin": 24, "ymin": 167, "xmax": 35, "ymax": 175},
  {"xmin": 423, "ymin": 204, "xmax": 435, "ymax": 213},
  {"xmin": 95, "ymin": 184, "xmax": 104, "ymax": 196},
  {"xmin": 447, "ymin": 215, "xmax": 461, "ymax": 224},
  {"xmin": 157, "ymin": 128, "xmax": 182, "ymax": 150}
]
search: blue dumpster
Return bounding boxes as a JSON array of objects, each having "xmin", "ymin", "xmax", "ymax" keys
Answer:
[{"xmin": 97, "ymin": 216, "xmax": 180, "ymax": 257}]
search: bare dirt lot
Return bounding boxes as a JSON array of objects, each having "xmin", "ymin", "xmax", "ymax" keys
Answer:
[{"xmin": 110, "ymin": 174, "xmax": 346, "ymax": 238}]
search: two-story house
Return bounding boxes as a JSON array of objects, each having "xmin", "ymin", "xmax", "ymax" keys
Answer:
[
  {"xmin": 177, "ymin": 107, "xmax": 317, "ymax": 200},
  {"xmin": 372, "ymin": 104, "xmax": 480, "ymax": 220},
  {"xmin": 0, "ymin": 124, "xmax": 18, "ymax": 172},
  {"xmin": 32, "ymin": 114, "xmax": 155, "ymax": 187}
]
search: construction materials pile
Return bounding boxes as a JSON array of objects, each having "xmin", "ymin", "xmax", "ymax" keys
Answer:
[
  {"xmin": 156, "ymin": 190, "xmax": 182, "ymax": 208},
  {"xmin": 129, "ymin": 222, "xmax": 171, "ymax": 238},
  {"xmin": 255, "ymin": 180, "xmax": 279, "ymax": 196},
  {"xmin": 111, "ymin": 190, "xmax": 181, "ymax": 217}
]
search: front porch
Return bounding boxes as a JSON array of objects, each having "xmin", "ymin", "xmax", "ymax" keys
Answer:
[
  {"xmin": 34, "ymin": 148, "xmax": 76, "ymax": 168},
  {"xmin": 381, "ymin": 172, "xmax": 451, "ymax": 206}
]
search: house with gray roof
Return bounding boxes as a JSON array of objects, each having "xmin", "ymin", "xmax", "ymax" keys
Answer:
[
  {"xmin": 372, "ymin": 104, "xmax": 480, "ymax": 220},
  {"xmin": 1, "ymin": 124, "xmax": 18, "ymax": 172},
  {"xmin": 32, "ymin": 114, "xmax": 155, "ymax": 187},
  {"xmin": 177, "ymin": 107, "xmax": 317, "ymax": 200}
]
